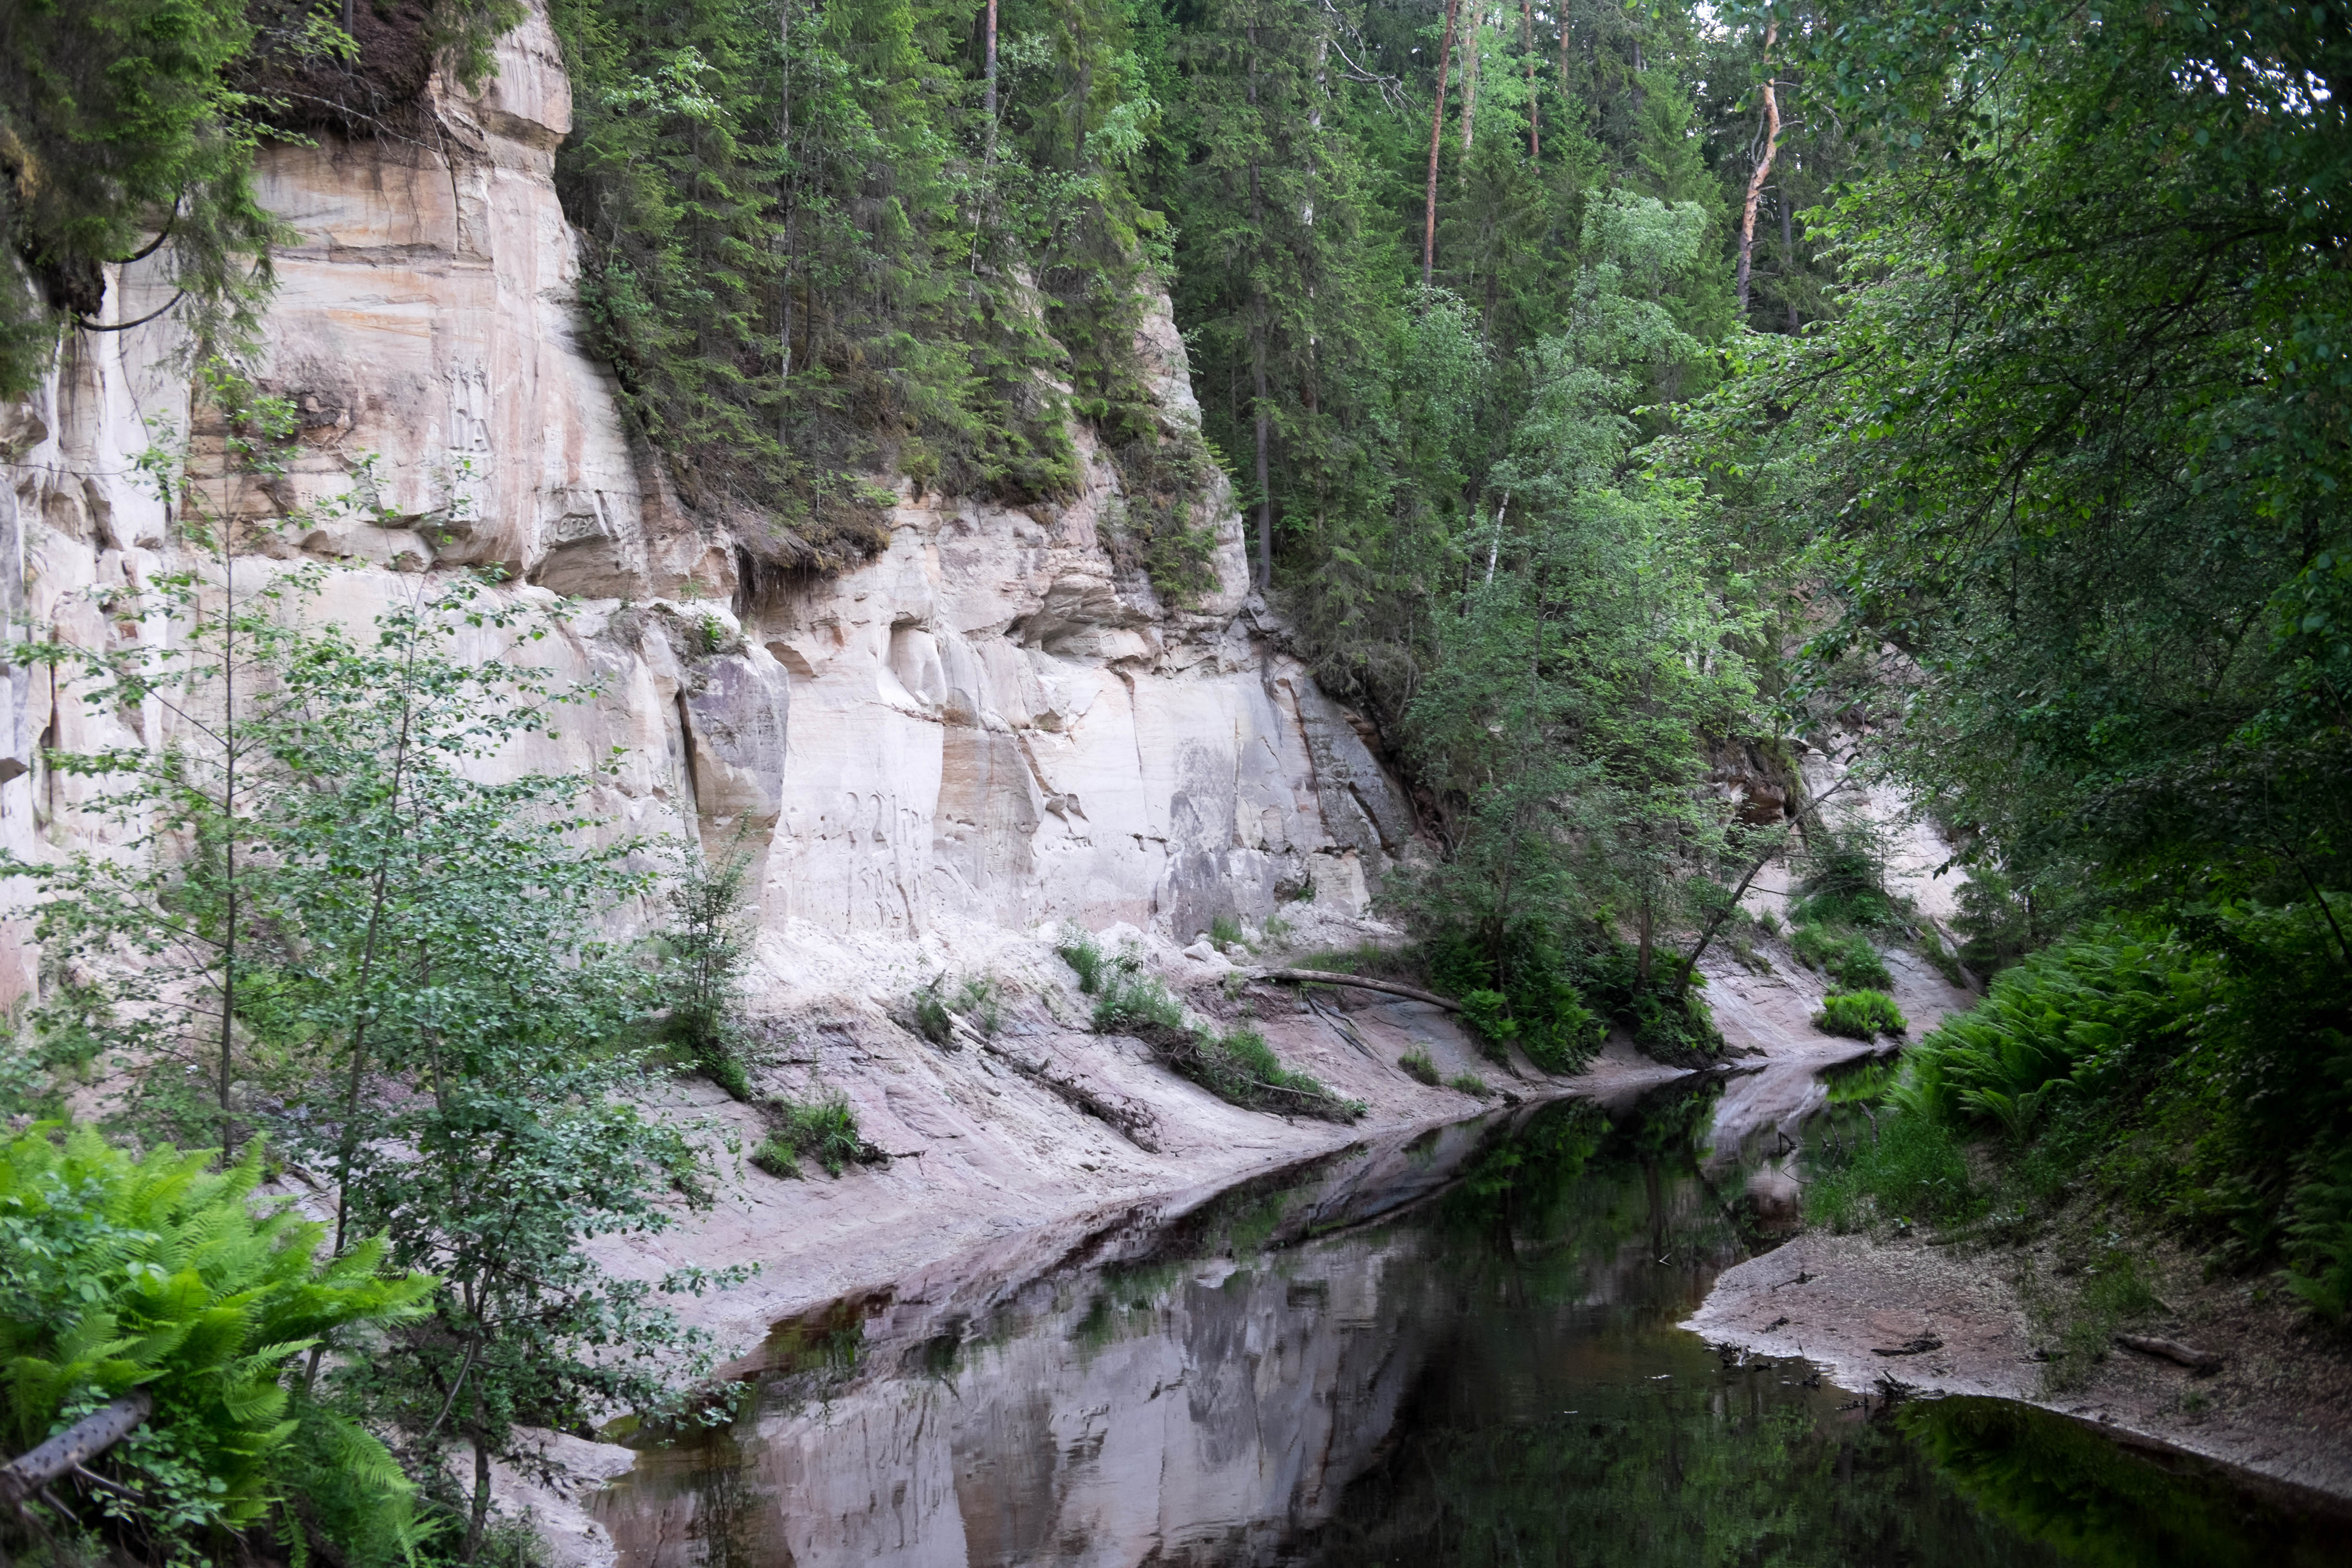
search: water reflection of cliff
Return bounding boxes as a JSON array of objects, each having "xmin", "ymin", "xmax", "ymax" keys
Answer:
[{"xmin": 596, "ymin": 1088, "xmax": 1744, "ymax": 1568}]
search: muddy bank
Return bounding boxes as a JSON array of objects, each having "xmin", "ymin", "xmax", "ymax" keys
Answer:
[{"xmin": 1685, "ymin": 1228, "xmax": 2352, "ymax": 1505}]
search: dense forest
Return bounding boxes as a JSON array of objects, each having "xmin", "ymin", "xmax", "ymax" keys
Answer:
[{"xmin": 2, "ymin": 0, "xmax": 2348, "ymax": 1560}]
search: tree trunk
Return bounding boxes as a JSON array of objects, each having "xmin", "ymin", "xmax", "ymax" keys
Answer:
[
  {"xmin": 1247, "ymin": 28, "xmax": 1274, "ymax": 590},
  {"xmin": 1422, "ymin": 0, "xmax": 1462, "ymax": 288},
  {"xmin": 1557, "ymin": 3, "xmax": 1570, "ymax": 101},
  {"xmin": 1778, "ymin": 185, "xmax": 1800, "ymax": 332},
  {"xmin": 1734, "ymin": 21, "xmax": 1781, "ymax": 318},
  {"xmin": 0, "ymin": 1394, "xmax": 151, "ymax": 1506},
  {"xmin": 1522, "ymin": 0, "xmax": 1538, "ymax": 165},
  {"xmin": 1458, "ymin": 3, "xmax": 1482, "ymax": 166},
  {"xmin": 218, "ymin": 497, "xmax": 239, "ymax": 1158},
  {"xmin": 981, "ymin": 0, "xmax": 999, "ymax": 165},
  {"xmin": 462, "ymin": 1433, "xmax": 492, "ymax": 1563},
  {"xmin": 1248, "ymin": 969, "xmax": 1465, "ymax": 1012}
]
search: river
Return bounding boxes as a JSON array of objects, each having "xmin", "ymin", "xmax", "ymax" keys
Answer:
[{"xmin": 593, "ymin": 1082, "xmax": 2348, "ymax": 1566}]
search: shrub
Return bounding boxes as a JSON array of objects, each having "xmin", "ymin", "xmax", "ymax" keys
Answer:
[
  {"xmin": 1209, "ymin": 914, "xmax": 1246, "ymax": 949},
  {"xmin": 751, "ymin": 1090, "xmax": 882, "ymax": 1179},
  {"xmin": 1057, "ymin": 928, "xmax": 1109, "ymax": 994},
  {"xmin": 1791, "ymin": 924, "xmax": 1895, "ymax": 991},
  {"xmin": 1757, "ymin": 908, "xmax": 1782, "ymax": 937},
  {"xmin": 659, "ymin": 847, "xmax": 758, "ymax": 1100},
  {"xmin": 1460, "ymin": 989, "xmax": 1516, "ymax": 1050},
  {"xmin": 1399, "ymin": 1047, "xmax": 1442, "ymax": 1085},
  {"xmin": 1791, "ymin": 830, "xmax": 1904, "ymax": 932},
  {"xmin": 1424, "ymin": 919, "xmax": 1698, "ymax": 1068},
  {"xmin": 1447, "ymin": 1071, "xmax": 1493, "ymax": 1098},
  {"xmin": 1813, "ymin": 989, "xmax": 1908, "ymax": 1040},
  {"xmin": 0, "ymin": 1127, "xmax": 435, "ymax": 1566},
  {"xmin": 1093, "ymin": 970, "xmax": 1188, "ymax": 1038}
]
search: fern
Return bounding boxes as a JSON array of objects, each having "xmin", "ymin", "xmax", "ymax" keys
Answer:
[{"xmin": 0, "ymin": 1125, "xmax": 435, "ymax": 1563}]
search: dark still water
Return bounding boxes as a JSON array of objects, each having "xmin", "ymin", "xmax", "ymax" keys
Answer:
[{"xmin": 595, "ymin": 1085, "xmax": 2347, "ymax": 1568}]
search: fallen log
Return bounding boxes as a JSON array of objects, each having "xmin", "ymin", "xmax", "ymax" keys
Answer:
[
  {"xmin": 2113, "ymin": 1334, "xmax": 2223, "ymax": 1374},
  {"xmin": 0, "ymin": 1391, "xmax": 152, "ymax": 1507},
  {"xmin": 1246, "ymin": 968, "xmax": 1462, "ymax": 1013}
]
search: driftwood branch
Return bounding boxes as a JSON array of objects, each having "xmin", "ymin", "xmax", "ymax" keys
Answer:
[
  {"xmin": 0, "ymin": 1392, "xmax": 152, "ymax": 1507},
  {"xmin": 2113, "ymin": 1334, "xmax": 2222, "ymax": 1373},
  {"xmin": 1248, "ymin": 968, "xmax": 1461, "ymax": 1013}
]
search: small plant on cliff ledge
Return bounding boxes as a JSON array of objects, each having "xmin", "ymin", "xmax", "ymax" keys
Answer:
[
  {"xmin": 1094, "ymin": 970, "xmax": 1359, "ymax": 1122},
  {"xmin": 1057, "ymin": 927, "xmax": 1112, "ymax": 994},
  {"xmin": 1398, "ymin": 1046, "xmax": 1442, "ymax": 1085},
  {"xmin": 751, "ymin": 1090, "xmax": 885, "ymax": 1179},
  {"xmin": 1813, "ymin": 989, "xmax": 1909, "ymax": 1041},
  {"xmin": 912, "ymin": 976, "xmax": 955, "ymax": 1045}
]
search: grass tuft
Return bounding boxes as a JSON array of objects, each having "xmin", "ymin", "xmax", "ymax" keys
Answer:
[
  {"xmin": 1813, "ymin": 988, "xmax": 1908, "ymax": 1040},
  {"xmin": 751, "ymin": 1090, "xmax": 884, "ymax": 1179}
]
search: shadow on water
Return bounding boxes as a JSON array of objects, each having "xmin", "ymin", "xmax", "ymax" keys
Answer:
[{"xmin": 594, "ymin": 1082, "xmax": 2349, "ymax": 1567}]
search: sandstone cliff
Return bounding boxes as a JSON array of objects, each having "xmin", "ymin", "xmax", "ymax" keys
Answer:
[{"xmin": 0, "ymin": 0, "xmax": 1499, "ymax": 1355}]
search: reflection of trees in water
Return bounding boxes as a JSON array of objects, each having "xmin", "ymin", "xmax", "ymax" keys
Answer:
[
  {"xmin": 1307, "ymin": 1085, "xmax": 2062, "ymax": 1568},
  {"xmin": 1902, "ymin": 1398, "xmax": 2347, "ymax": 1568},
  {"xmin": 1307, "ymin": 1385, "xmax": 2066, "ymax": 1567}
]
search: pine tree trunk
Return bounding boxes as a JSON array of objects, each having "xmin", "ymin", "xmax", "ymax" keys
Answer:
[
  {"xmin": 1247, "ymin": 28, "xmax": 1274, "ymax": 589},
  {"xmin": 982, "ymin": 0, "xmax": 999, "ymax": 165},
  {"xmin": 1458, "ymin": 4, "xmax": 1482, "ymax": 165},
  {"xmin": 1522, "ymin": 0, "xmax": 1538, "ymax": 165},
  {"xmin": 1423, "ymin": 0, "xmax": 1463, "ymax": 288},
  {"xmin": 1734, "ymin": 22, "xmax": 1781, "ymax": 318}
]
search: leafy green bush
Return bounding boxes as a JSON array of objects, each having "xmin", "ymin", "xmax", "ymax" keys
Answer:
[
  {"xmin": 1398, "ymin": 1047, "xmax": 1442, "ymax": 1086},
  {"xmin": 1813, "ymin": 989, "xmax": 1908, "ymax": 1041},
  {"xmin": 1791, "ymin": 831, "xmax": 1904, "ymax": 933},
  {"xmin": 1424, "ymin": 921, "xmax": 1701, "ymax": 1069},
  {"xmin": 1893, "ymin": 929, "xmax": 2191, "ymax": 1135},
  {"xmin": 1790, "ymin": 924, "xmax": 1894, "ymax": 991},
  {"xmin": 1814, "ymin": 911, "xmax": 2352, "ymax": 1329},
  {"xmin": 1459, "ymin": 990, "xmax": 1515, "ymax": 1052},
  {"xmin": 658, "ymin": 847, "xmax": 756, "ymax": 1098},
  {"xmin": 1209, "ymin": 914, "xmax": 1245, "ymax": 948},
  {"xmin": 1168, "ymin": 1027, "xmax": 1362, "ymax": 1124},
  {"xmin": 751, "ymin": 1091, "xmax": 880, "ymax": 1180},
  {"xmin": 0, "ymin": 1126, "xmax": 434, "ymax": 1566},
  {"xmin": 1447, "ymin": 1071, "xmax": 1493, "ymax": 1098}
]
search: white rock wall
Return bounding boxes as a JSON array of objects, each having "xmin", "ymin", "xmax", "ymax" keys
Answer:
[{"xmin": 0, "ymin": 1, "xmax": 1418, "ymax": 1014}]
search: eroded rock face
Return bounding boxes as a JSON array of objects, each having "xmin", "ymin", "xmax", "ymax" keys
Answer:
[{"xmin": 0, "ymin": 0, "xmax": 1416, "ymax": 1004}]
